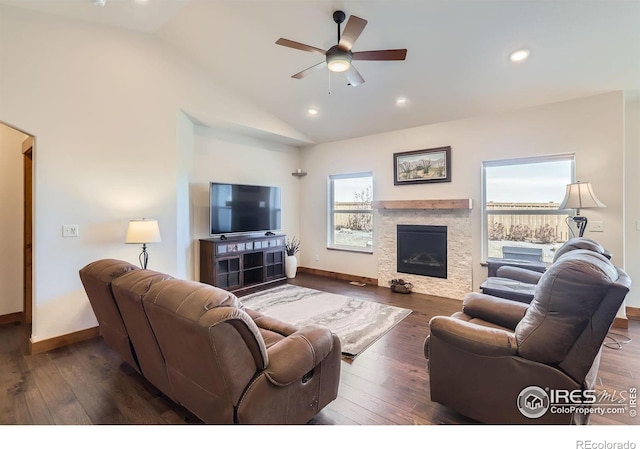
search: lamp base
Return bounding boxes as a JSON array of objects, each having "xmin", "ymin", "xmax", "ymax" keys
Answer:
[
  {"xmin": 139, "ymin": 243, "xmax": 149, "ymax": 269},
  {"xmin": 571, "ymin": 215, "xmax": 588, "ymax": 238}
]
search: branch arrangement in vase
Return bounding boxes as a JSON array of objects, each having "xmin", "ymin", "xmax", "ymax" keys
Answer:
[{"xmin": 286, "ymin": 237, "xmax": 300, "ymax": 256}]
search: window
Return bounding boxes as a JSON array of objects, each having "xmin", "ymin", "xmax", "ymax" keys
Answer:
[
  {"xmin": 328, "ymin": 172, "xmax": 373, "ymax": 252},
  {"xmin": 482, "ymin": 154, "xmax": 575, "ymax": 263}
]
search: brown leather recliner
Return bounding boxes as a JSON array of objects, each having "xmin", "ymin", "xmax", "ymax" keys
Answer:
[
  {"xmin": 78, "ymin": 259, "xmax": 142, "ymax": 373},
  {"xmin": 110, "ymin": 269, "xmax": 176, "ymax": 401},
  {"xmin": 425, "ymin": 249, "xmax": 631, "ymax": 424},
  {"xmin": 79, "ymin": 259, "xmax": 341, "ymax": 424}
]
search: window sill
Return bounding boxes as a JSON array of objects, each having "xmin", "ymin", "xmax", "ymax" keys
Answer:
[{"xmin": 327, "ymin": 246, "xmax": 374, "ymax": 255}]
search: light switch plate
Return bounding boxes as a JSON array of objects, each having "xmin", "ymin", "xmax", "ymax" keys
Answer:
[
  {"xmin": 590, "ymin": 221, "xmax": 604, "ymax": 232},
  {"xmin": 62, "ymin": 224, "xmax": 79, "ymax": 237}
]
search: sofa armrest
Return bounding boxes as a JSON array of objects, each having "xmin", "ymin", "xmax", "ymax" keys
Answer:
[
  {"xmin": 264, "ymin": 324, "xmax": 335, "ymax": 386},
  {"xmin": 429, "ymin": 316, "xmax": 518, "ymax": 357},
  {"xmin": 495, "ymin": 266, "xmax": 544, "ymax": 284},
  {"xmin": 463, "ymin": 292, "xmax": 529, "ymax": 330},
  {"xmin": 244, "ymin": 308, "xmax": 298, "ymax": 337}
]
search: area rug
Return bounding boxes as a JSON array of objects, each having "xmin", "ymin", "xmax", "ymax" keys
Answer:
[{"xmin": 240, "ymin": 284, "xmax": 412, "ymax": 358}]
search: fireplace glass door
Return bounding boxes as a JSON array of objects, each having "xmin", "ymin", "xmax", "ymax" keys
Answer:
[{"xmin": 397, "ymin": 225, "xmax": 447, "ymax": 279}]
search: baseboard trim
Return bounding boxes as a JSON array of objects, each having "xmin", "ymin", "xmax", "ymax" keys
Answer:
[
  {"xmin": 612, "ymin": 316, "xmax": 628, "ymax": 330},
  {"xmin": 626, "ymin": 306, "xmax": 640, "ymax": 320},
  {"xmin": 0, "ymin": 312, "xmax": 23, "ymax": 325},
  {"xmin": 297, "ymin": 267, "xmax": 378, "ymax": 286},
  {"xmin": 29, "ymin": 326, "xmax": 100, "ymax": 355}
]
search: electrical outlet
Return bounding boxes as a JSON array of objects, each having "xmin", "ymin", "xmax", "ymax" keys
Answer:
[
  {"xmin": 62, "ymin": 224, "xmax": 79, "ymax": 237},
  {"xmin": 590, "ymin": 221, "xmax": 604, "ymax": 232},
  {"xmin": 314, "ymin": 254, "xmax": 320, "ymax": 262}
]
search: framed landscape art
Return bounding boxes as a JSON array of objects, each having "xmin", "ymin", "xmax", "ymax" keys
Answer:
[{"xmin": 393, "ymin": 146, "xmax": 451, "ymax": 185}]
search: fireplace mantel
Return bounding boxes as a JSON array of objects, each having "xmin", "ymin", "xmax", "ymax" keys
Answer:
[{"xmin": 372, "ymin": 199, "xmax": 472, "ymax": 210}]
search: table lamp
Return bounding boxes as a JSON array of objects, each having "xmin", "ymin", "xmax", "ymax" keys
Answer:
[
  {"xmin": 125, "ymin": 218, "xmax": 161, "ymax": 269},
  {"xmin": 558, "ymin": 182, "xmax": 606, "ymax": 237}
]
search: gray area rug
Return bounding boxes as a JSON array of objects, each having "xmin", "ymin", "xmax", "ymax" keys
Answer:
[{"xmin": 240, "ymin": 284, "xmax": 412, "ymax": 358}]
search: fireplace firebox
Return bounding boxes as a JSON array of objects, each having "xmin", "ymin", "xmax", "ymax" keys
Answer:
[{"xmin": 397, "ymin": 225, "xmax": 447, "ymax": 279}]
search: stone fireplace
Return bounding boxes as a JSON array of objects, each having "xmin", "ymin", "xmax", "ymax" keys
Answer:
[{"xmin": 374, "ymin": 199, "xmax": 473, "ymax": 300}]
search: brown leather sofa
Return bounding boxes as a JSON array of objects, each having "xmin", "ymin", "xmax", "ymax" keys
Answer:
[
  {"xmin": 425, "ymin": 249, "xmax": 631, "ymax": 424},
  {"xmin": 79, "ymin": 259, "xmax": 341, "ymax": 424}
]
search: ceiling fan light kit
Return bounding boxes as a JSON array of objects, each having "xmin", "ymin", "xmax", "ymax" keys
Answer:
[
  {"xmin": 326, "ymin": 47, "xmax": 352, "ymax": 73},
  {"xmin": 275, "ymin": 10, "xmax": 407, "ymax": 86}
]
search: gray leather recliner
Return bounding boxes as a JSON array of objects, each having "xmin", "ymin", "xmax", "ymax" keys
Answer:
[
  {"xmin": 425, "ymin": 249, "xmax": 631, "ymax": 424},
  {"xmin": 495, "ymin": 237, "xmax": 611, "ymax": 284},
  {"xmin": 482, "ymin": 237, "xmax": 612, "ymax": 303}
]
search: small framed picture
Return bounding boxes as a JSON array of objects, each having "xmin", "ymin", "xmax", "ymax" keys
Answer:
[{"xmin": 393, "ymin": 146, "xmax": 451, "ymax": 185}]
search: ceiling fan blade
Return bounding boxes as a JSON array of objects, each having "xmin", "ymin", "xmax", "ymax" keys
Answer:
[
  {"xmin": 291, "ymin": 61, "xmax": 327, "ymax": 79},
  {"xmin": 338, "ymin": 15, "xmax": 367, "ymax": 51},
  {"xmin": 276, "ymin": 38, "xmax": 326, "ymax": 56},
  {"xmin": 345, "ymin": 65, "xmax": 365, "ymax": 86},
  {"xmin": 352, "ymin": 49, "xmax": 407, "ymax": 61}
]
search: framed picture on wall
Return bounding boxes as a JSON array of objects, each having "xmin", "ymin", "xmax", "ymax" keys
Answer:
[{"xmin": 393, "ymin": 146, "xmax": 451, "ymax": 185}]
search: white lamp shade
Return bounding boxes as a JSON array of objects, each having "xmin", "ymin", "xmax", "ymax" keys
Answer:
[
  {"xmin": 125, "ymin": 219, "xmax": 161, "ymax": 244},
  {"xmin": 558, "ymin": 182, "xmax": 606, "ymax": 211}
]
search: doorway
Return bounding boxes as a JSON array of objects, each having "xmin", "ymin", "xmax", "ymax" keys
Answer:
[{"xmin": 0, "ymin": 122, "xmax": 33, "ymax": 327}]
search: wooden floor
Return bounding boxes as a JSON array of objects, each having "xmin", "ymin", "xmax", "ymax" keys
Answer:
[{"xmin": 1, "ymin": 272, "xmax": 639, "ymax": 426}]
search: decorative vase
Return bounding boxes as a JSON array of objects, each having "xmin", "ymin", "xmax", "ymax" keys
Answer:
[{"xmin": 285, "ymin": 255, "xmax": 298, "ymax": 279}]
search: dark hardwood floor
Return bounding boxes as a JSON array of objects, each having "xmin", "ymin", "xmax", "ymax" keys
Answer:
[{"xmin": 1, "ymin": 272, "xmax": 638, "ymax": 427}]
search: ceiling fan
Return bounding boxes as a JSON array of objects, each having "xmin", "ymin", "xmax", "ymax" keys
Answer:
[{"xmin": 275, "ymin": 10, "xmax": 407, "ymax": 87}]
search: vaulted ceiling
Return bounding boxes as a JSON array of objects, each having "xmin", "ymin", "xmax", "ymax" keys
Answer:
[{"xmin": 2, "ymin": 0, "xmax": 639, "ymax": 145}]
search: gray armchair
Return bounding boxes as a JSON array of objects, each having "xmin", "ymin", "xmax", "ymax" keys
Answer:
[
  {"xmin": 482, "ymin": 237, "xmax": 612, "ymax": 303},
  {"xmin": 426, "ymin": 249, "xmax": 630, "ymax": 424},
  {"xmin": 495, "ymin": 237, "xmax": 611, "ymax": 284}
]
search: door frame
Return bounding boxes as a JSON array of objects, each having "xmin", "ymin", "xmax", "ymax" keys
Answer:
[{"xmin": 22, "ymin": 136, "xmax": 33, "ymax": 324}]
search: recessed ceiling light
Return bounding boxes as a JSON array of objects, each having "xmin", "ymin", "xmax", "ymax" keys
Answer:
[
  {"xmin": 396, "ymin": 97, "xmax": 408, "ymax": 106},
  {"xmin": 307, "ymin": 108, "xmax": 319, "ymax": 116},
  {"xmin": 510, "ymin": 49, "xmax": 530, "ymax": 63},
  {"xmin": 134, "ymin": 0, "xmax": 150, "ymax": 4}
]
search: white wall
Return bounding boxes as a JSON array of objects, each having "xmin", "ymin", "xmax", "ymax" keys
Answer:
[
  {"xmin": 189, "ymin": 126, "xmax": 301, "ymax": 279},
  {"xmin": 0, "ymin": 5, "xmax": 307, "ymax": 342},
  {"xmin": 0, "ymin": 4, "xmax": 631, "ymax": 343},
  {"xmin": 0, "ymin": 124, "xmax": 27, "ymax": 316},
  {"xmin": 299, "ymin": 92, "xmax": 625, "ymax": 294},
  {"xmin": 625, "ymin": 95, "xmax": 640, "ymax": 308}
]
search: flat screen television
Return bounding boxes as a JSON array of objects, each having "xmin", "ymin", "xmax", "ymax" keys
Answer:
[{"xmin": 209, "ymin": 182, "xmax": 282, "ymax": 236}]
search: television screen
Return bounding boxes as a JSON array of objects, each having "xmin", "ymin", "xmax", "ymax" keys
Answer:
[{"xmin": 209, "ymin": 182, "xmax": 281, "ymax": 236}]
